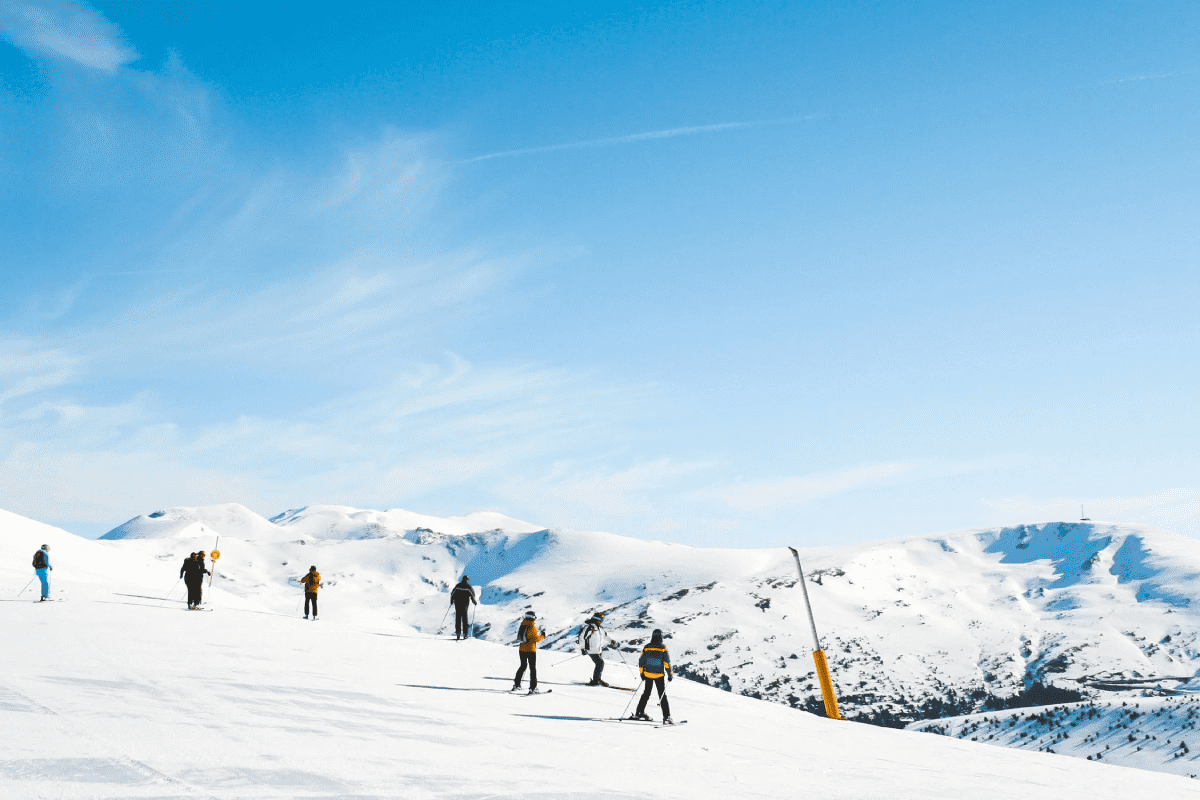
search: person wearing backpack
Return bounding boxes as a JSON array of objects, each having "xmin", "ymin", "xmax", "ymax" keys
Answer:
[
  {"xmin": 181, "ymin": 551, "xmax": 210, "ymax": 609},
  {"xmin": 633, "ymin": 629, "xmax": 673, "ymax": 723},
  {"xmin": 449, "ymin": 575, "xmax": 477, "ymax": 640},
  {"xmin": 32, "ymin": 545, "xmax": 52, "ymax": 601},
  {"xmin": 577, "ymin": 611, "xmax": 613, "ymax": 686},
  {"xmin": 512, "ymin": 610, "xmax": 546, "ymax": 693},
  {"xmin": 299, "ymin": 566, "xmax": 321, "ymax": 619}
]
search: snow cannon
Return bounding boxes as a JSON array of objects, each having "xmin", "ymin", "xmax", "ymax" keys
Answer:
[{"xmin": 788, "ymin": 547, "xmax": 843, "ymax": 721}]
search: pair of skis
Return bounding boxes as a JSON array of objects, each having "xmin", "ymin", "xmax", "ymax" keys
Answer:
[
  {"xmin": 616, "ymin": 716, "xmax": 687, "ymax": 728},
  {"xmin": 577, "ymin": 681, "xmax": 635, "ymax": 691}
]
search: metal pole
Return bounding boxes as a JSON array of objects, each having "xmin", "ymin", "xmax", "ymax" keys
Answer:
[
  {"xmin": 15, "ymin": 576, "xmax": 36, "ymax": 599},
  {"xmin": 615, "ymin": 646, "xmax": 639, "ymax": 681},
  {"xmin": 208, "ymin": 536, "xmax": 220, "ymax": 587},
  {"xmin": 790, "ymin": 547, "xmax": 823, "ymax": 652},
  {"xmin": 158, "ymin": 578, "xmax": 182, "ymax": 607},
  {"xmin": 789, "ymin": 547, "xmax": 842, "ymax": 720},
  {"xmin": 620, "ymin": 678, "xmax": 643, "ymax": 719}
]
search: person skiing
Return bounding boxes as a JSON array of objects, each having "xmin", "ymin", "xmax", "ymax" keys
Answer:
[
  {"xmin": 633, "ymin": 628, "xmax": 673, "ymax": 723},
  {"xmin": 299, "ymin": 566, "xmax": 321, "ymax": 619},
  {"xmin": 449, "ymin": 575, "xmax": 477, "ymax": 640},
  {"xmin": 32, "ymin": 544, "xmax": 52, "ymax": 601},
  {"xmin": 180, "ymin": 551, "xmax": 210, "ymax": 609},
  {"xmin": 577, "ymin": 611, "xmax": 613, "ymax": 685},
  {"xmin": 178, "ymin": 552, "xmax": 196, "ymax": 606},
  {"xmin": 513, "ymin": 610, "xmax": 545, "ymax": 693}
]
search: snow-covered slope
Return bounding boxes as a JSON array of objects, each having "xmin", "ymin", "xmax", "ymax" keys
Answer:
[
  {"xmin": 2, "ymin": 518, "xmax": 1198, "ymax": 798},
  {"xmin": 94, "ymin": 510, "xmax": 1200, "ymax": 721},
  {"xmin": 101, "ymin": 503, "xmax": 285, "ymax": 541},
  {"xmin": 910, "ymin": 696, "xmax": 1200, "ymax": 778},
  {"xmin": 102, "ymin": 504, "xmax": 544, "ymax": 542},
  {"xmin": 86, "ymin": 507, "xmax": 1200, "ymax": 775}
]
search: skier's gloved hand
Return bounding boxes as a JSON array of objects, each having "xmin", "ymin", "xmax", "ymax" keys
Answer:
[{"xmin": 667, "ymin": 673, "xmax": 673, "ymax": 682}]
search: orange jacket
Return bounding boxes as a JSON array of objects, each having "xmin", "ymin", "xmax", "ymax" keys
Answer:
[
  {"xmin": 300, "ymin": 571, "xmax": 321, "ymax": 593},
  {"xmin": 518, "ymin": 619, "xmax": 545, "ymax": 653}
]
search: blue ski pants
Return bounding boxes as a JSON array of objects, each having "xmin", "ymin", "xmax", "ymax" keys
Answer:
[{"xmin": 36, "ymin": 568, "xmax": 49, "ymax": 599}]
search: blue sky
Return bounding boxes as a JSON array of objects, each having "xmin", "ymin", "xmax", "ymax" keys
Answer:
[{"xmin": 2, "ymin": 1, "xmax": 1199, "ymax": 545}]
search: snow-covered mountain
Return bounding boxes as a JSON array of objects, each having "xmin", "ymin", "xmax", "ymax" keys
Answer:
[
  {"xmin": 3, "ymin": 505, "xmax": 1199, "ymax": 798},
  {"xmin": 35, "ymin": 504, "xmax": 1200, "ymax": 779},
  {"xmin": 909, "ymin": 695, "xmax": 1200, "ymax": 779}
]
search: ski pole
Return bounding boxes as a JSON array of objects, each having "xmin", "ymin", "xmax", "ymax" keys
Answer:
[
  {"xmin": 550, "ymin": 653, "xmax": 585, "ymax": 668},
  {"xmin": 469, "ymin": 603, "xmax": 478, "ymax": 638},
  {"xmin": 621, "ymin": 678, "xmax": 644, "ymax": 719},
  {"xmin": 437, "ymin": 605, "xmax": 451, "ymax": 635},
  {"xmin": 614, "ymin": 645, "xmax": 639, "ymax": 680},
  {"xmin": 158, "ymin": 578, "xmax": 181, "ymax": 607},
  {"xmin": 15, "ymin": 576, "xmax": 36, "ymax": 599}
]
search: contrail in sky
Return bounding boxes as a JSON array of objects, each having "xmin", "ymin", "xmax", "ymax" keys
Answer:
[{"xmin": 465, "ymin": 114, "xmax": 824, "ymax": 163}]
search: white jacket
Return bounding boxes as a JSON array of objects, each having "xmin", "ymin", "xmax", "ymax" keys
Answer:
[{"xmin": 577, "ymin": 621, "xmax": 608, "ymax": 654}]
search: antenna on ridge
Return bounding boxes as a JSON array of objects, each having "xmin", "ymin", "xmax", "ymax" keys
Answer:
[{"xmin": 1080, "ymin": 504, "xmax": 1090, "ymax": 521}]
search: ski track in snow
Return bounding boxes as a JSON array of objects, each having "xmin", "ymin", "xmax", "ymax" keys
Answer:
[{"xmin": 3, "ymin": 505, "xmax": 1200, "ymax": 794}]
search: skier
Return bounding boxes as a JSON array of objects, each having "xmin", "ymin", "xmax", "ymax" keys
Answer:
[
  {"xmin": 633, "ymin": 629, "xmax": 673, "ymax": 723},
  {"xmin": 299, "ymin": 566, "xmax": 321, "ymax": 619},
  {"xmin": 449, "ymin": 575, "xmax": 477, "ymax": 640},
  {"xmin": 32, "ymin": 544, "xmax": 52, "ymax": 601},
  {"xmin": 181, "ymin": 551, "xmax": 210, "ymax": 609},
  {"xmin": 513, "ymin": 610, "xmax": 545, "ymax": 693},
  {"xmin": 577, "ymin": 611, "xmax": 613, "ymax": 685},
  {"xmin": 178, "ymin": 552, "xmax": 195, "ymax": 606}
]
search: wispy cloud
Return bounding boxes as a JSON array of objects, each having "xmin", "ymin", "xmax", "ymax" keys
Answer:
[
  {"xmin": 0, "ymin": 344, "xmax": 653, "ymax": 530},
  {"xmin": 716, "ymin": 462, "xmax": 911, "ymax": 512},
  {"xmin": 0, "ymin": 0, "xmax": 137, "ymax": 71},
  {"xmin": 983, "ymin": 488, "xmax": 1200, "ymax": 535},
  {"xmin": 465, "ymin": 115, "xmax": 823, "ymax": 163},
  {"xmin": 1099, "ymin": 71, "xmax": 1185, "ymax": 86},
  {"xmin": 0, "ymin": 340, "xmax": 80, "ymax": 404},
  {"xmin": 502, "ymin": 458, "xmax": 711, "ymax": 529}
]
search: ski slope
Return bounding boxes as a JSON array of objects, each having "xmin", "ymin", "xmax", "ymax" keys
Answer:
[
  {"xmin": 2, "ymin": 509, "xmax": 1198, "ymax": 798},
  {"xmin": 95, "ymin": 507, "xmax": 1200, "ymax": 730},
  {"xmin": 8, "ymin": 504, "xmax": 1200, "ymax": 792}
]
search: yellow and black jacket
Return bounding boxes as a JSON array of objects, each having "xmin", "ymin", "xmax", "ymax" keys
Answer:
[
  {"xmin": 301, "ymin": 571, "xmax": 321, "ymax": 593},
  {"xmin": 638, "ymin": 645, "xmax": 671, "ymax": 679}
]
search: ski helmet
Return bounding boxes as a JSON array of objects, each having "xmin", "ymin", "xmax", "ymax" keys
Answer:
[{"xmin": 309, "ymin": 566, "xmax": 317, "ymax": 571}]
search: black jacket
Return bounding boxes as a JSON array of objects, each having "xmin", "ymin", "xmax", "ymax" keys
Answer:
[
  {"xmin": 450, "ymin": 581, "xmax": 477, "ymax": 608},
  {"xmin": 181, "ymin": 556, "xmax": 209, "ymax": 582}
]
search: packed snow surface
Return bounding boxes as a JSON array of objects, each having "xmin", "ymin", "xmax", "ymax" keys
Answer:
[{"xmin": 4, "ymin": 506, "xmax": 1199, "ymax": 798}]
